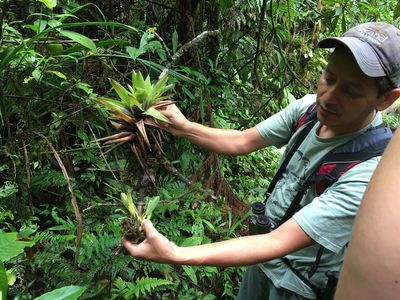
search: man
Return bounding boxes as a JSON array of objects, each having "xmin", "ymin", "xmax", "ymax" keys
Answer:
[{"xmin": 123, "ymin": 22, "xmax": 400, "ymax": 299}]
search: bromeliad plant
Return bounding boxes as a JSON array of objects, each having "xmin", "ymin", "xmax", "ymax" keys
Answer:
[
  {"xmin": 120, "ymin": 188, "xmax": 160, "ymax": 243},
  {"xmin": 95, "ymin": 71, "xmax": 173, "ymax": 244},
  {"xmin": 95, "ymin": 70, "xmax": 175, "ymax": 157}
]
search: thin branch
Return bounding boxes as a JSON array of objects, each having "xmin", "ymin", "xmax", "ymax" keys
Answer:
[
  {"xmin": 144, "ymin": 0, "xmax": 178, "ymax": 12},
  {"xmin": 269, "ymin": 0, "xmax": 309, "ymax": 89},
  {"xmin": 253, "ymin": 0, "xmax": 268, "ymax": 91},
  {"xmin": 88, "ymin": 123, "xmax": 119, "ymax": 181},
  {"xmin": 0, "ymin": 39, "xmax": 99, "ymax": 44},
  {"xmin": 34, "ymin": 131, "xmax": 83, "ymax": 268},
  {"xmin": 0, "ymin": 0, "xmax": 7, "ymax": 47},
  {"xmin": 23, "ymin": 141, "xmax": 34, "ymax": 214},
  {"xmin": 159, "ymin": 29, "xmax": 220, "ymax": 78}
]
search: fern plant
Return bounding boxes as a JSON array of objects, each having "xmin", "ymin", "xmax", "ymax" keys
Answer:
[{"xmin": 112, "ymin": 276, "xmax": 174, "ymax": 299}]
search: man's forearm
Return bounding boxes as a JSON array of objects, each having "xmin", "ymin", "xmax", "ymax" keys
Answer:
[
  {"xmin": 171, "ymin": 218, "xmax": 314, "ymax": 267},
  {"xmin": 176, "ymin": 122, "xmax": 267, "ymax": 155}
]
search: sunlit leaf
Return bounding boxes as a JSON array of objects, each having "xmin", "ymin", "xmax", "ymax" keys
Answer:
[
  {"xmin": 33, "ymin": 285, "xmax": 86, "ymax": 300},
  {"xmin": 95, "ymin": 97, "xmax": 131, "ymax": 115},
  {"xmin": 38, "ymin": 0, "xmax": 57, "ymax": 10},
  {"xmin": 182, "ymin": 265, "xmax": 198, "ymax": 285},
  {"xmin": 46, "ymin": 70, "xmax": 67, "ymax": 80},
  {"xmin": 0, "ymin": 261, "xmax": 7, "ymax": 300},
  {"xmin": 109, "ymin": 79, "xmax": 141, "ymax": 108},
  {"xmin": 58, "ymin": 29, "xmax": 97, "ymax": 54},
  {"xmin": 143, "ymin": 196, "xmax": 160, "ymax": 220},
  {"xmin": 126, "ymin": 46, "xmax": 145, "ymax": 60},
  {"xmin": 142, "ymin": 107, "xmax": 171, "ymax": 124},
  {"xmin": 120, "ymin": 190, "xmax": 138, "ymax": 218},
  {"xmin": 0, "ymin": 233, "xmax": 35, "ymax": 262}
]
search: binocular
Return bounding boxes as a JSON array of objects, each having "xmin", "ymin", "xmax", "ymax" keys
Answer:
[{"xmin": 249, "ymin": 201, "xmax": 271, "ymax": 235}]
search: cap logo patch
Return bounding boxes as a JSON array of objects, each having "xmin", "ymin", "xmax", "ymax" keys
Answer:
[{"xmin": 356, "ymin": 28, "xmax": 388, "ymax": 44}]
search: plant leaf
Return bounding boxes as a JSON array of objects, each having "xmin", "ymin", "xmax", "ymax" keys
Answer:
[
  {"xmin": 38, "ymin": 0, "xmax": 57, "ymax": 10},
  {"xmin": 0, "ymin": 261, "xmax": 7, "ymax": 300},
  {"xmin": 95, "ymin": 97, "xmax": 130, "ymax": 115},
  {"xmin": 33, "ymin": 285, "xmax": 86, "ymax": 300},
  {"xmin": 142, "ymin": 107, "xmax": 171, "ymax": 124},
  {"xmin": 111, "ymin": 110, "xmax": 136, "ymax": 124},
  {"xmin": 182, "ymin": 265, "xmax": 198, "ymax": 285},
  {"xmin": 120, "ymin": 190, "xmax": 138, "ymax": 218},
  {"xmin": 135, "ymin": 119, "xmax": 150, "ymax": 147},
  {"xmin": 58, "ymin": 29, "xmax": 97, "ymax": 54},
  {"xmin": 132, "ymin": 70, "xmax": 146, "ymax": 90},
  {"xmin": 126, "ymin": 46, "xmax": 145, "ymax": 60},
  {"xmin": 0, "ymin": 232, "xmax": 35, "ymax": 262},
  {"xmin": 143, "ymin": 196, "xmax": 160, "ymax": 220},
  {"xmin": 109, "ymin": 79, "xmax": 141, "ymax": 109}
]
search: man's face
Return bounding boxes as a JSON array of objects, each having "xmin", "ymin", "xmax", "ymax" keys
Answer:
[{"xmin": 316, "ymin": 47, "xmax": 385, "ymax": 136}]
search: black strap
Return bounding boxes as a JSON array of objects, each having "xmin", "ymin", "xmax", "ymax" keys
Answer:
[
  {"xmin": 308, "ymin": 246, "xmax": 325, "ymax": 278},
  {"xmin": 281, "ymin": 257, "xmax": 324, "ymax": 298},
  {"xmin": 265, "ymin": 117, "xmax": 317, "ymax": 199}
]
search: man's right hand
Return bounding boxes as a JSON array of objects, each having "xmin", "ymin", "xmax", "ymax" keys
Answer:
[
  {"xmin": 158, "ymin": 104, "xmax": 268, "ymax": 155},
  {"xmin": 122, "ymin": 219, "xmax": 179, "ymax": 264},
  {"xmin": 159, "ymin": 104, "xmax": 193, "ymax": 137}
]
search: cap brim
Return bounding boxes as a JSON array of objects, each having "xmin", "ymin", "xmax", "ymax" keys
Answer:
[{"xmin": 318, "ymin": 37, "xmax": 386, "ymax": 77}]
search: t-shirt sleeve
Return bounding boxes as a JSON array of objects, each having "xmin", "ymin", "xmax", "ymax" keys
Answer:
[
  {"xmin": 293, "ymin": 157, "xmax": 381, "ymax": 253},
  {"xmin": 256, "ymin": 94, "xmax": 316, "ymax": 148}
]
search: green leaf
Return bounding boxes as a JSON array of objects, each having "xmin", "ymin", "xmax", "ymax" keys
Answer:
[
  {"xmin": 142, "ymin": 107, "xmax": 171, "ymax": 124},
  {"xmin": 0, "ymin": 232, "xmax": 35, "ymax": 262},
  {"xmin": 0, "ymin": 181, "xmax": 18, "ymax": 198},
  {"xmin": 38, "ymin": 0, "xmax": 57, "ymax": 10},
  {"xmin": 33, "ymin": 285, "xmax": 86, "ymax": 300},
  {"xmin": 58, "ymin": 29, "xmax": 97, "ymax": 54},
  {"xmin": 0, "ymin": 261, "xmax": 7, "ymax": 300},
  {"xmin": 182, "ymin": 265, "xmax": 198, "ymax": 285},
  {"xmin": 95, "ymin": 96, "xmax": 131, "ymax": 115},
  {"xmin": 109, "ymin": 79, "xmax": 141, "ymax": 109},
  {"xmin": 126, "ymin": 46, "xmax": 145, "ymax": 60},
  {"xmin": 395, "ymin": 1, "xmax": 400, "ymax": 20},
  {"xmin": 32, "ymin": 68, "xmax": 43, "ymax": 82},
  {"xmin": 180, "ymin": 236, "xmax": 203, "ymax": 247},
  {"xmin": 46, "ymin": 70, "xmax": 67, "ymax": 80},
  {"xmin": 143, "ymin": 196, "xmax": 160, "ymax": 220},
  {"xmin": 120, "ymin": 190, "xmax": 138, "ymax": 219}
]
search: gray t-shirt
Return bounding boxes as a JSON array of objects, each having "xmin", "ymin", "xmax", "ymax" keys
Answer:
[{"xmin": 255, "ymin": 94, "xmax": 382, "ymax": 299}]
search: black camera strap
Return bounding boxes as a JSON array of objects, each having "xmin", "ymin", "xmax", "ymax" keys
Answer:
[{"xmin": 264, "ymin": 117, "xmax": 317, "ymax": 199}]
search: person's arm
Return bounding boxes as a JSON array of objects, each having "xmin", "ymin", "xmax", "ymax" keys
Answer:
[
  {"xmin": 160, "ymin": 104, "xmax": 269, "ymax": 155},
  {"xmin": 122, "ymin": 217, "xmax": 314, "ymax": 267},
  {"xmin": 334, "ymin": 129, "xmax": 400, "ymax": 300}
]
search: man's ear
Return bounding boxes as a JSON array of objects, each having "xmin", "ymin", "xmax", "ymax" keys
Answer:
[{"xmin": 377, "ymin": 88, "xmax": 400, "ymax": 111}]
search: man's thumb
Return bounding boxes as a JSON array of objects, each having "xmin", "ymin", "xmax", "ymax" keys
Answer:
[{"xmin": 141, "ymin": 219, "xmax": 156, "ymax": 236}]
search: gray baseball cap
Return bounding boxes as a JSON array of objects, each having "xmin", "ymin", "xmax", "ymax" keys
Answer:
[{"xmin": 318, "ymin": 22, "xmax": 400, "ymax": 88}]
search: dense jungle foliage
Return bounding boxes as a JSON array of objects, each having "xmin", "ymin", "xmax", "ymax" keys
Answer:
[{"xmin": 1, "ymin": 0, "xmax": 400, "ymax": 299}]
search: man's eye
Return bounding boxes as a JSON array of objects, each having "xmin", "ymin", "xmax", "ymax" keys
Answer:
[{"xmin": 324, "ymin": 76, "xmax": 334, "ymax": 84}]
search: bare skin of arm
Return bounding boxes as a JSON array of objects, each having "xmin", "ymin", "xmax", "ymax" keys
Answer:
[
  {"xmin": 123, "ymin": 217, "xmax": 314, "ymax": 267},
  {"xmin": 160, "ymin": 104, "xmax": 268, "ymax": 155},
  {"xmin": 335, "ymin": 129, "xmax": 400, "ymax": 300}
]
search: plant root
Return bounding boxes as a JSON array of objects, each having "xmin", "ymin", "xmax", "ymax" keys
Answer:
[{"xmin": 121, "ymin": 218, "xmax": 146, "ymax": 244}]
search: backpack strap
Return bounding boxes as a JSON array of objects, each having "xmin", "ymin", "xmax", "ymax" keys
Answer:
[
  {"xmin": 281, "ymin": 257, "xmax": 325, "ymax": 299},
  {"xmin": 276, "ymin": 123, "xmax": 392, "ymax": 226},
  {"xmin": 265, "ymin": 103, "xmax": 318, "ymax": 200},
  {"xmin": 314, "ymin": 124, "xmax": 392, "ymax": 195}
]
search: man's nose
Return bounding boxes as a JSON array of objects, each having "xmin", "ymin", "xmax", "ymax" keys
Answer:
[{"xmin": 320, "ymin": 85, "xmax": 339, "ymax": 104}]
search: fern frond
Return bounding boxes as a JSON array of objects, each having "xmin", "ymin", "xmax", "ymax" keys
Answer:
[{"xmin": 113, "ymin": 276, "xmax": 173, "ymax": 299}]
